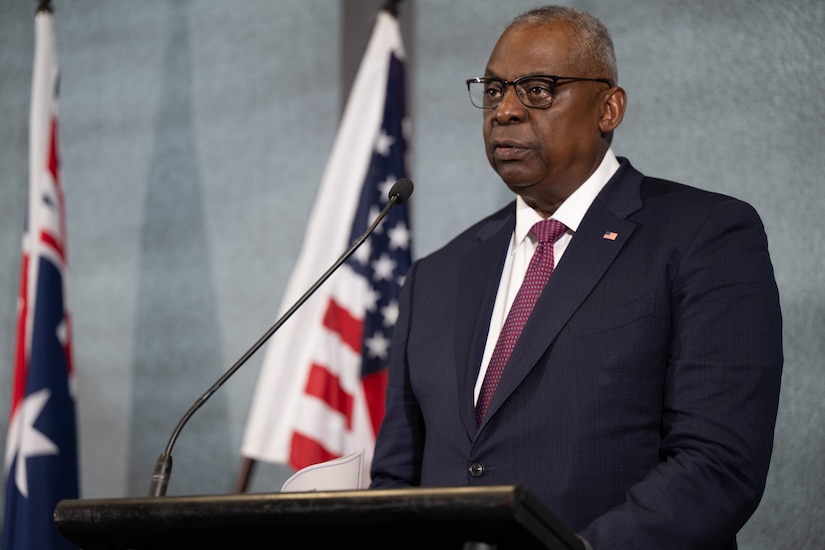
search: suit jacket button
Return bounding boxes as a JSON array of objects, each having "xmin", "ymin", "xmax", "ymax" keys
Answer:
[{"xmin": 469, "ymin": 462, "xmax": 485, "ymax": 477}]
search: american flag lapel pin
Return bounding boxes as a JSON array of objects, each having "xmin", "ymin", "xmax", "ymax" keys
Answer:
[{"xmin": 603, "ymin": 231, "xmax": 619, "ymax": 241}]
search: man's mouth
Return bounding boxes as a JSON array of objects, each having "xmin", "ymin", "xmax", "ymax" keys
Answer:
[{"xmin": 493, "ymin": 141, "xmax": 530, "ymax": 161}]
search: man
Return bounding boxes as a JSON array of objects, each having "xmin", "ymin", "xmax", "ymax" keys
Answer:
[{"xmin": 369, "ymin": 5, "xmax": 783, "ymax": 550}]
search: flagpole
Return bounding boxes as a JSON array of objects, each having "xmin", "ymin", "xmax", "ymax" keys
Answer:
[
  {"xmin": 382, "ymin": 0, "xmax": 403, "ymax": 16},
  {"xmin": 232, "ymin": 456, "xmax": 256, "ymax": 493}
]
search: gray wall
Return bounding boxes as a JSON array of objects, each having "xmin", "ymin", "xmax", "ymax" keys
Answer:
[{"xmin": 1, "ymin": 1, "xmax": 822, "ymax": 547}]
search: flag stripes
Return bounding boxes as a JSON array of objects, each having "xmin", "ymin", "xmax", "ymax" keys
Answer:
[
  {"xmin": 305, "ymin": 363, "xmax": 355, "ymax": 428},
  {"xmin": 323, "ymin": 298, "xmax": 363, "ymax": 354}
]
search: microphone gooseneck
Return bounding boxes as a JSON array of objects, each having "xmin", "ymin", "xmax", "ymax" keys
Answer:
[{"xmin": 148, "ymin": 178, "xmax": 414, "ymax": 497}]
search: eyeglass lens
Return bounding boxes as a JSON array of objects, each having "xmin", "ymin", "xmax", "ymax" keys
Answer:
[{"xmin": 469, "ymin": 77, "xmax": 557, "ymax": 109}]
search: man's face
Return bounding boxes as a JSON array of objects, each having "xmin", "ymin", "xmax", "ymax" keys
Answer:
[{"xmin": 482, "ymin": 22, "xmax": 612, "ymax": 215}]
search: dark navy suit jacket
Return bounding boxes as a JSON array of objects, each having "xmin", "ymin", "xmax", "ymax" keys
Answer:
[{"xmin": 370, "ymin": 158, "xmax": 783, "ymax": 549}]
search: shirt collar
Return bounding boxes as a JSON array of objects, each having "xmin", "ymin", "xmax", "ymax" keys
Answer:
[{"xmin": 514, "ymin": 149, "xmax": 620, "ymax": 244}]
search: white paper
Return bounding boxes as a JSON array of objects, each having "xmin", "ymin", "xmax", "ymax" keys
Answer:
[{"xmin": 280, "ymin": 449, "xmax": 367, "ymax": 493}]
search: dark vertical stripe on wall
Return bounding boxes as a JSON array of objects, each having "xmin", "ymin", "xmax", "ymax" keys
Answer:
[
  {"xmin": 128, "ymin": 0, "xmax": 231, "ymax": 497},
  {"xmin": 342, "ymin": 0, "xmax": 414, "ymax": 117}
]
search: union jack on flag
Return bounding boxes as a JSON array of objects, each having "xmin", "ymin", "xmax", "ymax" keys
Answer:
[
  {"xmin": 241, "ymin": 9, "xmax": 411, "ymax": 482},
  {"xmin": 3, "ymin": 8, "xmax": 80, "ymax": 550}
]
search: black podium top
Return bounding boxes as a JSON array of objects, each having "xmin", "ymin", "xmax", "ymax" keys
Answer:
[{"xmin": 54, "ymin": 484, "xmax": 583, "ymax": 549}]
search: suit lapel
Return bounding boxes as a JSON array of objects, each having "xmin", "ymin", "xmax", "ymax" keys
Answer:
[{"xmin": 455, "ymin": 206, "xmax": 514, "ymax": 437}]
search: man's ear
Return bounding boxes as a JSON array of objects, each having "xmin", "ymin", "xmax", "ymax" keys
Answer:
[{"xmin": 599, "ymin": 86, "xmax": 627, "ymax": 133}]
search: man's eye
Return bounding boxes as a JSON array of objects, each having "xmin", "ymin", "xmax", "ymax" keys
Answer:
[
  {"xmin": 522, "ymin": 82, "xmax": 552, "ymax": 97},
  {"xmin": 485, "ymin": 85, "xmax": 503, "ymax": 97}
]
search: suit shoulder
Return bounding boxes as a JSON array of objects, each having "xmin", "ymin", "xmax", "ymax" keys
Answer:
[
  {"xmin": 614, "ymin": 157, "xmax": 757, "ymax": 209},
  {"xmin": 418, "ymin": 202, "xmax": 514, "ymax": 263}
]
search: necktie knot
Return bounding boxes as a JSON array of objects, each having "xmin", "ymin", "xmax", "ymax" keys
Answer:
[{"xmin": 530, "ymin": 218, "xmax": 567, "ymax": 245}]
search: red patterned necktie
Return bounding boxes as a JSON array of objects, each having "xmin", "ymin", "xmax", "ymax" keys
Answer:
[{"xmin": 475, "ymin": 218, "xmax": 567, "ymax": 426}]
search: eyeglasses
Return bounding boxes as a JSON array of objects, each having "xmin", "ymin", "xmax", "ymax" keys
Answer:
[{"xmin": 466, "ymin": 75, "xmax": 613, "ymax": 110}]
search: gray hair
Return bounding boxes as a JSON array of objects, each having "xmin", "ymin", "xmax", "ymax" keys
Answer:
[{"xmin": 506, "ymin": 6, "xmax": 618, "ymax": 85}]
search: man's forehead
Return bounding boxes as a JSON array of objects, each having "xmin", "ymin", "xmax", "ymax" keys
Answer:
[{"xmin": 486, "ymin": 35, "xmax": 575, "ymax": 77}]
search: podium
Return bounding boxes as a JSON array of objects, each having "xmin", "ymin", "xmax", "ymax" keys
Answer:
[{"xmin": 54, "ymin": 484, "xmax": 584, "ymax": 549}]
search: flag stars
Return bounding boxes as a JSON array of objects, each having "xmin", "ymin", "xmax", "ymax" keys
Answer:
[
  {"xmin": 371, "ymin": 253, "xmax": 397, "ymax": 282},
  {"xmin": 365, "ymin": 287, "xmax": 380, "ymax": 312},
  {"xmin": 57, "ymin": 315, "xmax": 69, "ymax": 346},
  {"xmin": 378, "ymin": 175, "xmax": 396, "ymax": 200},
  {"xmin": 374, "ymin": 129, "xmax": 395, "ymax": 156},
  {"xmin": 365, "ymin": 331, "xmax": 391, "ymax": 360},
  {"xmin": 381, "ymin": 299, "xmax": 399, "ymax": 326},
  {"xmin": 11, "ymin": 388, "xmax": 59, "ymax": 497},
  {"xmin": 352, "ymin": 237, "xmax": 372, "ymax": 265},
  {"xmin": 387, "ymin": 222, "xmax": 410, "ymax": 250},
  {"xmin": 370, "ymin": 205, "xmax": 384, "ymax": 233}
]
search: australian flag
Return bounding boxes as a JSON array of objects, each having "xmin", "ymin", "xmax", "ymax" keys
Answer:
[{"xmin": 3, "ymin": 9, "xmax": 80, "ymax": 550}]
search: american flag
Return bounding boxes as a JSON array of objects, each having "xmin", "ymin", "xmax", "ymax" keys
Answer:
[
  {"xmin": 241, "ymin": 9, "xmax": 410, "ymax": 481},
  {"xmin": 3, "ymin": 8, "xmax": 80, "ymax": 549}
]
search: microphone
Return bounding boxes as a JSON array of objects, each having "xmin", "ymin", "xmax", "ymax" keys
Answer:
[
  {"xmin": 148, "ymin": 177, "xmax": 414, "ymax": 497},
  {"xmin": 389, "ymin": 177, "xmax": 413, "ymax": 204}
]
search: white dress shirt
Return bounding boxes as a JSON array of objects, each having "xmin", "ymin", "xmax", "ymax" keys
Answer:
[{"xmin": 473, "ymin": 150, "xmax": 621, "ymax": 403}]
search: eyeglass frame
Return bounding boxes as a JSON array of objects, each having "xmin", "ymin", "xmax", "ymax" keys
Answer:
[{"xmin": 465, "ymin": 75, "xmax": 613, "ymax": 110}]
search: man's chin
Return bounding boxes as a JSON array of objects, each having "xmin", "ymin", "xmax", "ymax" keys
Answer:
[
  {"xmin": 501, "ymin": 177, "xmax": 537, "ymax": 194},
  {"xmin": 495, "ymin": 163, "xmax": 538, "ymax": 186}
]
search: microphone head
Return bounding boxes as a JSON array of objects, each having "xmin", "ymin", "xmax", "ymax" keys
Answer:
[{"xmin": 389, "ymin": 178, "xmax": 414, "ymax": 204}]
